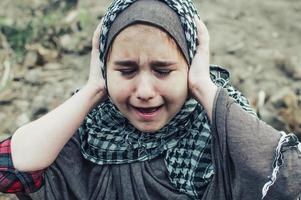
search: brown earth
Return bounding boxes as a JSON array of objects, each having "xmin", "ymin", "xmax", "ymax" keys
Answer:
[{"xmin": 0, "ymin": 0, "xmax": 300, "ymax": 199}]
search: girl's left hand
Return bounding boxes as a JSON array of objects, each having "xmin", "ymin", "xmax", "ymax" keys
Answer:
[{"xmin": 188, "ymin": 17, "xmax": 218, "ymax": 120}]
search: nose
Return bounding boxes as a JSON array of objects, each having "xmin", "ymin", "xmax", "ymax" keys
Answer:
[{"xmin": 135, "ymin": 74, "xmax": 156, "ymax": 101}]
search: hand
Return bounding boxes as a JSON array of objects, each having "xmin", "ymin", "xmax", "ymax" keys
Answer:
[
  {"xmin": 189, "ymin": 16, "xmax": 213, "ymax": 94},
  {"xmin": 85, "ymin": 19, "xmax": 107, "ymax": 100},
  {"xmin": 189, "ymin": 17, "xmax": 218, "ymax": 120}
]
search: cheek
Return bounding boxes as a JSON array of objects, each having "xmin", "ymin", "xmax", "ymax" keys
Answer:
[
  {"xmin": 160, "ymin": 73, "xmax": 188, "ymax": 103},
  {"xmin": 106, "ymin": 72, "xmax": 129, "ymax": 104}
]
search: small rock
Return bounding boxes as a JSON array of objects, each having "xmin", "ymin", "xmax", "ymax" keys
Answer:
[
  {"xmin": 64, "ymin": 10, "xmax": 78, "ymax": 23},
  {"xmin": 23, "ymin": 51, "xmax": 40, "ymax": 67},
  {"xmin": 58, "ymin": 32, "xmax": 89, "ymax": 53},
  {"xmin": 0, "ymin": 60, "xmax": 12, "ymax": 92},
  {"xmin": 24, "ymin": 68, "xmax": 43, "ymax": 85},
  {"xmin": 0, "ymin": 89, "xmax": 16, "ymax": 105},
  {"xmin": 272, "ymin": 32, "xmax": 279, "ymax": 38},
  {"xmin": 44, "ymin": 62, "xmax": 62, "ymax": 70},
  {"xmin": 270, "ymin": 87, "xmax": 293, "ymax": 109},
  {"xmin": 27, "ymin": 44, "xmax": 59, "ymax": 64},
  {"xmin": 226, "ymin": 42, "xmax": 245, "ymax": 55},
  {"xmin": 230, "ymin": 11, "xmax": 246, "ymax": 20},
  {"xmin": 16, "ymin": 113, "xmax": 30, "ymax": 127},
  {"xmin": 14, "ymin": 100, "xmax": 30, "ymax": 112},
  {"xmin": 290, "ymin": 57, "xmax": 301, "ymax": 80},
  {"xmin": 59, "ymin": 34, "xmax": 72, "ymax": 48},
  {"xmin": 259, "ymin": 107, "xmax": 286, "ymax": 130},
  {"xmin": 39, "ymin": 48, "xmax": 59, "ymax": 63},
  {"xmin": 32, "ymin": 107, "xmax": 48, "ymax": 119},
  {"xmin": 0, "ymin": 112, "xmax": 6, "ymax": 122},
  {"xmin": 30, "ymin": 95, "xmax": 50, "ymax": 119},
  {"xmin": 257, "ymin": 90, "xmax": 266, "ymax": 108},
  {"xmin": 273, "ymin": 90, "xmax": 301, "ymax": 137},
  {"xmin": 274, "ymin": 54, "xmax": 301, "ymax": 80}
]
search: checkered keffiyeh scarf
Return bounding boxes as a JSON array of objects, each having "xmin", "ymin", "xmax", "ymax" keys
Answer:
[{"xmin": 78, "ymin": 0, "xmax": 256, "ymax": 199}]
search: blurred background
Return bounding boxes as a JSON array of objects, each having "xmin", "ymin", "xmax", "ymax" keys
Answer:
[{"xmin": 0, "ymin": 0, "xmax": 300, "ymax": 198}]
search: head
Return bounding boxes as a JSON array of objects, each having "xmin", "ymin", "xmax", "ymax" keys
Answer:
[
  {"xmin": 106, "ymin": 24, "xmax": 189, "ymax": 132},
  {"xmin": 100, "ymin": 0, "xmax": 198, "ymax": 133}
]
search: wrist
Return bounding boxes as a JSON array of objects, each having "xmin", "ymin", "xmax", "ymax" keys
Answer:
[
  {"xmin": 81, "ymin": 83, "xmax": 106, "ymax": 106},
  {"xmin": 190, "ymin": 78, "xmax": 215, "ymax": 95}
]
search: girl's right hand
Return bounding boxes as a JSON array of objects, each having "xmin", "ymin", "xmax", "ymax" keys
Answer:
[{"xmin": 85, "ymin": 19, "xmax": 107, "ymax": 101}]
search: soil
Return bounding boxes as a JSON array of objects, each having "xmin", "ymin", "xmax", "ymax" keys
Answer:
[{"xmin": 0, "ymin": 0, "xmax": 300, "ymax": 199}]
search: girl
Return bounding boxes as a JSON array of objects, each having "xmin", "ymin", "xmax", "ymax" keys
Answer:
[{"xmin": 1, "ymin": 0, "xmax": 301, "ymax": 199}]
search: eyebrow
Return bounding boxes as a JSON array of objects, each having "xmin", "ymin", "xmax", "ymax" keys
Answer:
[
  {"xmin": 114, "ymin": 60, "xmax": 138, "ymax": 68},
  {"xmin": 150, "ymin": 60, "xmax": 176, "ymax": 67},
  {"xmin": 114, "ymin": 60, "xmax": 176, "ymax": 67}
]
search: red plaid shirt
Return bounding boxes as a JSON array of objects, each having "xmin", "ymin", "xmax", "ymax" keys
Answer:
[{"xmin": 0, "ymin": 138, "xmax": 44, "ymax": 194}]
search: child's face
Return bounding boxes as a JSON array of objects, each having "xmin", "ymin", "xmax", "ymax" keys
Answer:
[{"xmin": 106, "ymin": 24, "xmax": 189, "ymax": 132}]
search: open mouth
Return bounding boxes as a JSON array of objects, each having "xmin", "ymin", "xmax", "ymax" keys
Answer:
[
  {"xmin": 131, "ymin": 105, "xmax": 164, "ymax": 120},
  {"xmin": 134, "ymin": 105, "xmax": 163, "ymax": 114},
  {"xmin": 135, "ymin": 106, "xmax": 162, "ymax": 114}
]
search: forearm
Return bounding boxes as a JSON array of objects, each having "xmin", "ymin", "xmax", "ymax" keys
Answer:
[
  {"xmin": 190, "ymin": 79, "xmax": 218, "ymax": 121},
  {"xmin": 11, "ymin": 84, "xmax": 104, "ymax": 171}
]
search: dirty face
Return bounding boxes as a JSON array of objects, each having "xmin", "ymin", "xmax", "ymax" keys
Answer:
[{"xmin": 106, "ymin": 24, "xmax": 189, "ymax": 132}]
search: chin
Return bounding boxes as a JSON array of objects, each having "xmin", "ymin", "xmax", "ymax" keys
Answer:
[{"xmin": 135, "ymin": 123, "xmax": 164, "ymax": 133}]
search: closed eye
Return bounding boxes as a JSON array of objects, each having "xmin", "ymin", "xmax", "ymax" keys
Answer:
[
  {"xmin": 151, "ymin": 61, "xmax": 175, "ymax": 77},
  {"xmin": 119, "ymin": 68, "xmax": 136, "ymax": 76},
  {"xmin": 154, "ymin": 69, "xmax": 172, "ymax": 76},
  {"xmin": 114, "ymin": 60, "xmax": 138, "ymax": 76}
]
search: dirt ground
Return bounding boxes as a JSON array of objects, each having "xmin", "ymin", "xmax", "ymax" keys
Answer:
[{"xmin": 0, "ymin": 0, "xmax": 300, "ymax": 199}]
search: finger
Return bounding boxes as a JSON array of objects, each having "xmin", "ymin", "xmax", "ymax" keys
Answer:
[
  {"xmin": 92, "ymin": 18, "xmax": 104, "ymax": 51},
  {"xmin": 194, "ymin": 16, "xmax": 210, "ymax": 50},
  {"xmin": 90, "ymin": 19, "xmax": 104, "ymax": 75}
]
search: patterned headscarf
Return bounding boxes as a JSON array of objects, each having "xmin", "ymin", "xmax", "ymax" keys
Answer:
[{"xmin": 78, "ymin": 0, "xmax": 256, "ymax": 199}]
